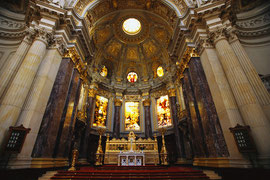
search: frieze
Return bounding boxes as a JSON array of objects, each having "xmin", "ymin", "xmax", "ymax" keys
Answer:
[
  {"xmin": 0, "ymin": 17, "xmax": 26, "ymax": 30},
  {"xmin": 150, "ymin": 89, "xmax": 168, "ymax": 98},
  {"xmin": 236, "ymin": 11, "xmax": 270, "ymax": 29},
  {"xmin": 124, "ymin": 95, "xmax": 141, "ymax": 101}
]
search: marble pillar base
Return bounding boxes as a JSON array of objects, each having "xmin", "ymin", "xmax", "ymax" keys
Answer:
[
  {"xmin": 175, "ymin": 158, "xmax": 193, "ymax": 165},
  {"xmin": 5, "ymin": 157, "xmax": 69, "ymax": 169},
  {"xmin": 78, "ymin": 158, "xmax": 90, "ymax": 165},
  {"xmin": 193, "ymin": 157, "xmax": 252, "ymax": 168}
]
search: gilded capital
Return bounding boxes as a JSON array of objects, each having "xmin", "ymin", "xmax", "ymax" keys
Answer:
[
  {"xmin": 88, "ymin": 88, "xmax": 97, "ymax": 97},
  {"xmin": 143, "ymin": 99, "xmax": 151, "ymax": 106},
  {"xmin": 114, "ymin": 98, "xmax": 122, "ymax": 106},
  {"xmin": 168, "ymin": 88, "xmax": 176, "ymax": 97}
]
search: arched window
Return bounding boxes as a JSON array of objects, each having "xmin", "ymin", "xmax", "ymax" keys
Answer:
[
  {"xmin": 93, "ymin": 95, "xmax": 108, "ymax": 127},
  {"xmin": 157, "ymin": 66, "xmax": 164, "ymax": 77},
  {"xmin": 125, "ymin": 101, "xmax": 140, "ymax": 130},
  {"xmin": 157, "ymin": 95, "xmax": 172, "ymax": 127},
  {"xmin": 100, "ymin": 66, "xmax": 108, "ymax": 77}
]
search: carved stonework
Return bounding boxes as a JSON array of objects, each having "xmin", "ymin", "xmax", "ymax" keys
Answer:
[
  {"xmin": 114, "ymin": 98, "xmax": 122, "ymax": 106},
  {"xmin": 50, "ymin": 37, "xmax": 67, "ymax": 55},
  {"xmin": 34, "ymin": 27, "xmax": 53, "ymax": 45},
  {"xmin": 209, "ymin": 28, "xmax": 227, "ymax": 45},
  {"xmin": 168, "ymin": 88, "xmax": 176, "ymax": 97},
  {"xmin": 88, "ymin": 88, "xmax": 97, "ymax": 97},
  {"xmin": 143, "ymin": 99, "xmax": 151, "ymax": 106},
  {"xmin": 23, "ymin": 28, "xmax": 37, "ymax": 44}
]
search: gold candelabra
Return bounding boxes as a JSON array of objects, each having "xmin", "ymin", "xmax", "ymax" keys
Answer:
[
  {"xmin": 95, "ymin": 127, "xmax": 106, "ymax": 165},
  {"xmin": 68, "ymin": 148, "xmax": 79, "ymax": 171},
  {"xmin": 158, "ymin": 127, "xmax": 168, "ymax": 165}
]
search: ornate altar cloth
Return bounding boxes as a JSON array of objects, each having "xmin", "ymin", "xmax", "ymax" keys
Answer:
[{"xmin": 104, "ymin": 131, "xmax": 159, "ymax": 165}]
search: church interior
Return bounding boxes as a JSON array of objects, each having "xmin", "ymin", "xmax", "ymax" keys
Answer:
[{"xmin": 0, "ymin": 0, "xmax": 270, "ymax": 179}]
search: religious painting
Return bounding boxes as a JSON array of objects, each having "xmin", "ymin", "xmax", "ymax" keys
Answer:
[
  {"xmin": 157, "ymin": 95, "xmax": 172, "ymax": 127},
  {"xmin": 125, "ymin": 102, "xmax": 140, "ymax": 130},
  {"xmin": 127, "ymin": 72, "xmax": 138, "ymax": 83},
  {"xmin": 93, "ymin": 95, "xmax": 108, "ymax": 127}
]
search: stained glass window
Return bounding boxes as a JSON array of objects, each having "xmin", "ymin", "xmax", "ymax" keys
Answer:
[
  {"xmin": 125, "ymin": 102, "xmax": 140, "ymax": 130},
  {"xmin": 100, "ymin": 66, "xmax": 108, "ymax": 77},
  {"xmin": 127, "ymin": 72, "xmax": 138, "ymax": 83},
  {"xmin": 157, "ymin": 95, "xmax": 172, "ymax": 127},
  {"xmin": 93, "ymin": 95, "xmax": 108, "ymax": 127},
  {"xmin": 157, "ymin": 66, "xmax": 164, "ymax": 77}
]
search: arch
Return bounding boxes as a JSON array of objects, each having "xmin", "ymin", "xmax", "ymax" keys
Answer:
[{"xmin": 73, "ymin": 0, "xmax": 184, "ymax": 18}]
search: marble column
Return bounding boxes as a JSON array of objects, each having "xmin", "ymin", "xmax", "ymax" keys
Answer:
[
  {"xmin": 55, "ymin": 70, "xmax": 81, "ymax": 158},
  {"xmin": 0, "ymin": 28, "xmax": 51, "ymax": 148},
  {"xmin": 188, "ymin": 57, "xmax": 229, "ymax": 157},
  {"xmin": 10, "ymin": 40, "xmax": 65, "ymax": 166},
  {"xmin": 32, "ymin": 58, "xmax": 74, "ymax": 158},
  {"xmin": 0, "ymin": 29, "xmax": 35, "ymax": 99},
  {"xmin": 212, "ymin": 29, "xmax": 270, "ymax": 157},
  {"xmin": 143, "ymin": 99, "xmax": 152, "ymax": 138},
  {"xmin": 113, "ymin": 99, "xmax": 122, "ymax": 139},
  {"xmin": 168, "ymin": 88, "xmax": 185, "ymax": 160},
  {"xmin": 198, "ymin": 40, "xmax": 246, "ymax": 163},
  {"xmin": 79, "ymin": 87, "xmax": 96, "ymax": 159},
  {"xmin": 229, "ymin": 32, "xmax": 270, "ymax": 121}
]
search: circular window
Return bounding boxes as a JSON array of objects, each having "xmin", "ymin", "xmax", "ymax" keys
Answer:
[
  {"xmin": 122, "ymin": 18, "xmax": 141, "ymax": 35},
  {"xmin": 157, "ymin": 66, "xmax": 164, "ymax": 77},
  {"xmin": 127, "ymin": 72, "xmax": 138, "ymax": 83}
]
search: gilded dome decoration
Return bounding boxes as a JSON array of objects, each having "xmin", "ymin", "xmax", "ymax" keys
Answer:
[
  {"xmin": 122, "ymin": 18, "xmax": 141, "ymax": 35},
  {"xmin": 127, "ymin": 72, "xmax": 138, "ymax": 83}
]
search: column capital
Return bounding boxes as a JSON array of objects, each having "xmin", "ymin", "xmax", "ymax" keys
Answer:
[
  {"xmin": 209, "ymin": 27, "xmax": 227, "ymax": 45},
  {"xmin": 114, "ymin": 98, "xmax": 122, "ymax": 106},
  {"xmin": 23, "ymin": 28, "xmax": 36, "ymax": 45},
  {"xmin": 143, "ymin": 99, "xmax": 151, "ymax": 106},
  {"xmin": 168, "ymin": 88, "xmax": 176, "ymax": 97},
  {"xmin": 49, "ymin": 37, "xmax": 67, "ymax": 55},
  {"xmin": 195, "ymin": 38, "xmax": 214, "ymax": 55},
  {"xmin": 88, "ymin": 88, "xmax": 97, "ymax": 97},
  {"xmin": 34, "ymin": 27, "xmax": 53, "ymax": 46}
]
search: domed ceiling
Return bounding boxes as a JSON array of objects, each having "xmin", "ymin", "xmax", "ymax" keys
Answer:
[{"xmin": 85, "ymin": 0, "xmax": 179, "ymax": 93}]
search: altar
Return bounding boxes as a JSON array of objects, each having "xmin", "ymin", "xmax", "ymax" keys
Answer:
[
  {"xmin": 104, "ymin": 131, "xmax": 159, "ymax": 165},
  {"xmin": 118, "ymin": 151, "xmax": 145, "ymax": 166}
]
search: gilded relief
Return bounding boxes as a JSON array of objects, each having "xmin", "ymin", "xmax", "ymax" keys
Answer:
[
  {"xmin": 154, "ymin": 28, "xmax": 168, "ymax": 45},
  {"xmin": 157, "ymin": 95, "xmax": 172, "ymax": 127},
  {"xmin": 125, "ymin": 102, "xmax": 140, "ymax": 131},
  {"xmin": 95, "ymin": 27, "xmax": 111, "ymax": 45},
  {"xmin": 105, "ymin": 40, "xmax": 122, "ymax": 58},
  {"xmin": 143, "ymin": 40, "xmax": 157, "ymax": 58},
  {"xmin": 93, "ymin": 95, "xmax": 108, "ymax": 128},
  {"xmin": 126, "ymin": 47, "xmax": 139, "ymax": 60}
]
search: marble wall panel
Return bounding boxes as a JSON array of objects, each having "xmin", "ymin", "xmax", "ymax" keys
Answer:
[
  {"xmin": 188, "ymin": 57, "xmax": 229, "ymax": 157},
  {"xmin": 79, "ymin": 96, "xmax": 95, "ymax": 159},
  {"xmin": 54, "ymin": 69, "xmax": 82, "ymax": 158},
  {"xmin": 32, "ymin": 58, "xmax": 74, "ymax": 158},
  {"xmin": 182, "ymin": 70, "xmax": 208, "ymax": 157},
  {"xmin": 112, "ymin": 106, "xmax": 121, "ymax": 139},
  {"xmin": 144, "ymin": 106, "xmax": 152, "ymax": 138}
]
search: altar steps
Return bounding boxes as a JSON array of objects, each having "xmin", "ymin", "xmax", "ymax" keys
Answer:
[{"xmin": 50, "ymin": 166, "xmax": 210, "ymax": 180}]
